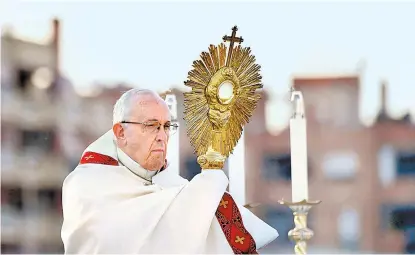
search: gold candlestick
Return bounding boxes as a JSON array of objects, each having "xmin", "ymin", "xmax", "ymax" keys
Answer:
[{"xmin": 278, "ymin": 199, "xmax": 321, "ymax": 254}]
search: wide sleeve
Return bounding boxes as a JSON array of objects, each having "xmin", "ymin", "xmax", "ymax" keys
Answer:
[
  {"xmin": 139, "ymin": 170, "xmax": 229, "ymax": 253},
  {"xmin": 61, "ymin": 166, "xmax": 228, "ymax": 254},
  {"xmin": 237, "ymin": 203, "xmax": 279, "ymax": 249}
]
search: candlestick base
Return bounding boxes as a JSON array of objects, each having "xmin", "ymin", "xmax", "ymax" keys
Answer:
[{"xmin": 278, "ymin": 199, "xmax": 321, "ymax": 255}]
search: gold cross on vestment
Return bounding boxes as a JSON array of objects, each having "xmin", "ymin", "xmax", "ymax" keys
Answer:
[
  {"xmin": 223, "ymin": 26, "xmax": 244, "ymax": 67},
  {"xmin": 85, "ymin": 155, "xmax": 94, "ymax": 160},
  {"xmin": 235, "ymin": 235, "xmax": 245, "ymax": 244},
  {"xmin": 220, "ymin": 199, "xmax": 229, "ymax": 208}
]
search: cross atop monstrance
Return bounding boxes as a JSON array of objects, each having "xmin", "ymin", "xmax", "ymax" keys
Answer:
[{"xmin": 222, "ymin": 26, "xmax": 244, "ymax": 66}]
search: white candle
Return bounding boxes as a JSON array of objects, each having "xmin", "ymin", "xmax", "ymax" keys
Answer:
[
  {"xmin": 290, "ymin": 91, "xmax": 309, "ymax": 202},
  {"xmin": 228, "ymin": 130, "xmax": 246, "ymax": 205},
  {"xmin": 166, "ymin": 94, "xmax": 180, "ymax": 175}
]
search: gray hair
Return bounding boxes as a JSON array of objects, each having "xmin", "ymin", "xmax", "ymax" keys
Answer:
[{"xmin": 112, "ymin": 88, "xmax": 161, "ymax": 125}]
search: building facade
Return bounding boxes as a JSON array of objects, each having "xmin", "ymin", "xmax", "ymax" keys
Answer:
[{"xmin": 1, "ymin": 19, "xmax": 68, "ymax": 253}]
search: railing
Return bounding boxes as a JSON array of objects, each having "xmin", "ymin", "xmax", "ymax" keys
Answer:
[
  {"xmin": 1, "ymin": 151, "xmax": 69, "ymax": 188},
  {"xmin": 2, "ymin": 90, "xmax": 58, "ymax": 127},
  {"xmin": 1, "ymin": 206, "xmax": 24, "ymax": 243},
  {"xmin": 1, "ymin": 209, "xmax": 63, "ymax": 245}
]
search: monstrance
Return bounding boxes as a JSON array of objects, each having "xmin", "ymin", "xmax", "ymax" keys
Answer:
[{"xmin": 183, "ymin": 26, "xmax": 263, "ymax": 170}]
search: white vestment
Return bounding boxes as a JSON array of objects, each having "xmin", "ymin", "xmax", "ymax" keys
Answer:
[{"xmin": 61, "ymin": 130, "xmax": 278, "ymax": 254}]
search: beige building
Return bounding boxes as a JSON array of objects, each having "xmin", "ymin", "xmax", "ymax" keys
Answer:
[{"xmin": 1, "ymin": 19, "xmax": 68, "ymax": 253}]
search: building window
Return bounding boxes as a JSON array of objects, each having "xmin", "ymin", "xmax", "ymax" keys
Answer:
[
  {"xmin": 38, "ymin": 189, "xmax": 60, "ymax": 212},
  {"xmin": 391, "ymin": 206, "xmax": 415, "ymax": 230},
  {"xmin": 405, "ymin": 227, "xmax": 415, "ymax": 254},
  {"xmin": 20, "ymin": 130, "xmax": 55, "ymax": 152},
  {"xmin": 380, "ymin": 204, "xmax": 415, "ymax": 231},
  {"xmin": 16, "ymin": 68, "xmax": 32, "ymax": 92},
  {"xmin": 338, "ymin": 208, "xmax": 360, "ymax": 251},
  {"xmin": 323, "ymin": 151, "xmax": 358, "ymax": 180},
  {"xmin": 380, "ymin": 204, "xmax": 394, "ymax": 230},
  {"xmin": 184, "ymin": 156, "xmax": 200, "ymax": 180},
  {"xmin": 2, "ymin": 187, "xmax": 23, "ymax": 211},
  {"xmin": 396, "ymin": 151, "xmax": 415, "ymax": 177},
  {"xmin": 382, "ymin": 205, "xmax": 415, "ymax": 253},
  {"xmin": 262, "ymin": 154, "xmax": 291, "ymax": 180},
  {"xmin": 378, "ymin": 145, "xmax": 396, "ymax": 187},
  {"xmin": 264, "ymin": 206, "xmax": 294, "ymax": 245}
]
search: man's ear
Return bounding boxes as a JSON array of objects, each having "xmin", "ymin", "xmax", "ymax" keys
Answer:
[{"xmin": 113, "ymin": 123, "xmax": 126, "ymax": 144}]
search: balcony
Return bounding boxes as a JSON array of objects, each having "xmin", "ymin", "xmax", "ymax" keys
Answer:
[
  {"xmin": 2, "ymin": 152, "xmax": 69, "ymax": 188},
  {"xmin": 2, "ymin": 89, "xmax": 58, "ymax": 128},
  {"xmin": 1, "ymin": 209, "xmax": 62, "ymax": 247},
  {"xmin": 1, "ymin": 205, "xmax": 24, "ymax": 243},
  {"xmin": 23, "ymin": 212, "xmax": 63, "ymax": 244}
]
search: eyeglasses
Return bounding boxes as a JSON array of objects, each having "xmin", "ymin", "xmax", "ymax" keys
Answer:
[{"xmin": 120, "ymin": 121, "xmax": 179, "ymax": 136}]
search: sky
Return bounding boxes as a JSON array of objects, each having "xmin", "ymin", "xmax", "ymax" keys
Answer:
[{"xmin": 1, "ymin": 0, "xmax": 414, "ymax": 130}]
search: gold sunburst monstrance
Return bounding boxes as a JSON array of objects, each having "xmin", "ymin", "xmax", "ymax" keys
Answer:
[{"xmin": 183, "ymin": 26, "xmax": 263, "ymax": 169}]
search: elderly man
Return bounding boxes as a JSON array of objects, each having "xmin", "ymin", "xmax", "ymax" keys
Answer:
[{"xmin": 61, "ymin": 89, "xmax": 278, "ymax": 254}]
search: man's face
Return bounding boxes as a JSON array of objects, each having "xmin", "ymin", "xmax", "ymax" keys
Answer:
[{"xmin": 115, "ymin": 94, "xmax": 171, "ymax": 171}]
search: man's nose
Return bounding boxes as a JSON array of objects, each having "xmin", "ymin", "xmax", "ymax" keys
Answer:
[{"xmin": 155, "ymin": 127, "xmax": 168, "ymax": 141}]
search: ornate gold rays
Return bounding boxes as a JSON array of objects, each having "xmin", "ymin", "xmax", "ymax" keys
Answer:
[{"xmin": 183, "ymin": 26, "xmax": 263, "ymax": 169}]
